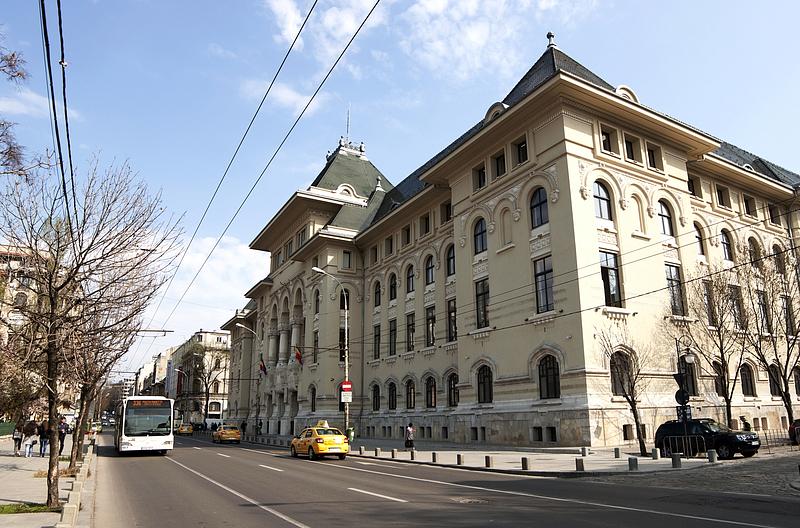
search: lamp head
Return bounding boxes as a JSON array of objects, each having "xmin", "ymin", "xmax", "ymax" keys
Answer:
[
  {"xmin": 311, "ymin": 266, "xmax": 324, "ymax": 274},
  {"xmin": 684, "ymin": 351, "xmax": 696, "ymax": 364}
]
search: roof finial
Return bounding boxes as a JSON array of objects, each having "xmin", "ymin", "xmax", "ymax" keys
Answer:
[{"xmin": 546, "ymin": 31, "xmax": 556, "ymax": 48}]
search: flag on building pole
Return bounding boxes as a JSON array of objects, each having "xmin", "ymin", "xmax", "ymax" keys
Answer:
[
  {"xmin": 294, "ymin": 346, "xmax": 303, "ymax": 365},
  {"xmin": 259, "ymin": 357, "xmax": 267, "ymax": 377}
]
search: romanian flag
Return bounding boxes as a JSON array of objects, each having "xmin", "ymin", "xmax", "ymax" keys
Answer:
[
  {"xmin": 294, "ymin": 346, "xmax": 303, "ymax": 365},
  {"xmin": 259, "ymin": 357, "xmax": 267, "ymax": 377}
]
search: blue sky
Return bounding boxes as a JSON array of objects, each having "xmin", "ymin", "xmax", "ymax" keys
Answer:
[{"xmin": 2, "ymin": 0, "xmax": 799, "ymax": 373}]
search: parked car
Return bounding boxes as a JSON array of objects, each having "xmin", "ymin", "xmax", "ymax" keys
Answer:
[
  {"xmin": 654, "ymin": 418, "xmax": 759, "ymax": 459},
  {"xmin": 176, "ymin": 423, "xmax": 193, "ymax": 436},
  {"xmin": 290, "ymin": 420, "xmax": 349, "ymax": 460},
  {"xmin": 211, "ymin": 425, "xmax": 241, "ymax": 444},
  {"xmin": 789, "ymin": 419, "xmax": 800, "ymax": 445}
]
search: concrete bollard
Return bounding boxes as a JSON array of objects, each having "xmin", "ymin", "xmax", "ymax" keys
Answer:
[
  {"xmin": 432, "ymin": 452, "xmax": 438, "ymax": 463},
  {"xmin": 359, "ymin": 446, "xmax": 365, "ymax": 455},
  {"xmin": 457, "ymin": 453, "xmax": 464, "ymax": 465},
  {"xmin": 707, "ymin": 449, "xmax": 718, "ymax": 463},
  {"xmin": 628, "ymin": 457, "xmax": 639, "ymax": 471},
  {"xmin": 521, "ymin": 457, "xmax": 530, "ymax": 470},
  {"xmin": 391, "ymin": 449, "xmax": 398, "ymax": 459},
  {"xmin": 67, "ymin": 490, "xmax": 80, "ymax": 505},
  {"xmin": 580, "ymin": 447, "xmax": 589, "ymax": 457},
  {"xmin": 71, "ymin": 481, "xmax": 83, "ymax": 493},
  {"xmin": 60, "ymin": 503, "xmax": 78, "ymax": 525},
  {"xmin": 575, "ymin": 458, "xmax": 585, "ymax": 471},
  {"xmin": 410, "ymin": 450, "xmax": 416, "ymax": 460},
  {"xmin": 613, "ymin": 447, "xmax": 621, "ymax": 458},
  {"xmin": 374, "ymin": 448, "xmax": 382, "ymax": 457},
  {"xmin": 671, "ymin": 453, "xmax": 682, "ymax": 468},
  {"xmin": 485, "ymin": 455, "xmax": 493, "ymax": 468},
  {"xmin": 651, "ymin": 448, "xmax": 661, "ymax": 460}
]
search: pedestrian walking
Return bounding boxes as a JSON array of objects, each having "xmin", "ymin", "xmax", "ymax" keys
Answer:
[
  {"xmin": 241, "ymin": 420, "xmax": 247, "ymax": 435},
  {"xmin": 257, "ymin": 420, "xmax": 263, "ymax": 435},
  {"xmin": 22, "ymin": 422, "xmax": 37, "ymax": 458},
  {"xmin": 57, "ymin": 417, "xmax": 68, "ymax": 456},
  {"xmin": 12, "ymin": 424, "xmax": 23, "ymax": 456},
  {"xmin": 404, "ymin": 422, "xmax": 415, "ymax": 451},
  {"xmin": 38, "ymin": 420, "xmax": 50, "ymax": 457}
]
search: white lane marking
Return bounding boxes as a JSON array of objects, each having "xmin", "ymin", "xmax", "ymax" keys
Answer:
[
  {"xmin": 167, "ymin": 458, "xmax": 310, "ymax": 528},
  {"xmin": 240, "ymin": 447, "xmax": 279, "ymax": 457},
  {"xmin": 259, "ymin": 464, "xmax": 284, "ymax": 472},
  {"xmin": 217, "ymin": 453, "xmax": 231, "ymax": 458},
  {"xmin": 348, "ymin": 487, "xmax": 407, "ymax": 503},
  {"xmin": 193, "ymin": 447, "xmax": 202, "ymax": 450},
  {"xmin": 354, "ymin": 461, "xmax": 380, "ymax": 466},
  {"xmin": 312, "ymin": 463, "xmax": 779, "ymax": 528}
]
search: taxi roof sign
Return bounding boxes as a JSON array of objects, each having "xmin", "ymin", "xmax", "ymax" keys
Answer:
[{"xmin": 315, "ymin": 420, "xmax": 330, "ymax": 427}]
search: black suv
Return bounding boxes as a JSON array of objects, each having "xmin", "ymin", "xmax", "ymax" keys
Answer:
[{"xmin": 654, "ymin": 418, "xmax": 760, "ymax": 459}]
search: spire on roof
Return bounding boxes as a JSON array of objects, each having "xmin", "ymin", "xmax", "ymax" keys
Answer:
[
  {"xmin": 375, "ymin": 176, "xmax": 384, "ymax": 193},
  {"xmin": 546, "ymin": 31, "xmax": 556, "ymax": 48}
]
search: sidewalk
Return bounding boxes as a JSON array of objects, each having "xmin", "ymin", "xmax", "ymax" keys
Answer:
[{"xmin": 0, "ymin": 435, "xmax": 74, "ymax": 528}]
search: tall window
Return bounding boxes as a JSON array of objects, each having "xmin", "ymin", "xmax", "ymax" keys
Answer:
[
  {"xmin": 406, "ymin": 313, "xmax": 415, "ymax": 352},
  {"xmin": 425, "ymin": 377, "xmax": 436, "ymax": 408},
  {"xmin": 600, "ymin": 251, "xmax": 622, "ymax": 307},
  {"xmin": 720, "ymin": 230, "xmax": 734, "ymax": 261},
  {"xmin": 712, "ymin": 362, "xmax": 725, "ymax": 397},
  {"xmin": 405, "ymin": 380, "xmax": 416, "ymax": 409},
  {"xmin": 425, "ymin": 305, "xmax": 436, "ymax": 347},
  {"xmin": 446, "ymin": 298, "xmax": 458, "ymax": 342},
  {"xmin": 610, "ymin": 351, "xmax": 630, "ymax": 396},
  {"xmin": 314, "ymin": 290, "xmax": 320, "ymax": 314},
  {"xmin": 474, "ymin": 218, "xmax": 487, "ymax": 254},
  {"xmin": 475, "ymin": 279, "xmax": 490, "ymax": 328},
  {"xmin": 425, "ymin": 255, "xmax": 435, "ymax": 285},
  {"xmin": 730, "ymin": 285, "xmax": 745, "ymax": 329},
  {"xmin": 530, "ymin": 187, "xmax": 549, "ymax": 228},
  {"xmin": 310, "ymin": 386, "xmax": 316, "ymax": 412},
  {"xmin": 665, "ymin": 264, "xmax": 685, "ymax": 316},
  {"xmin": 695, "ymin": 224, "xmax": 705, "ymax": 256},
  {"xmin": 534, "ymin": 255, "xmax": 554, "ymax": 313},
  {"xmin": 388, "ymin": 319, "xmax": 397, "ymax": 356},
  {"xmin": 703, "ymin": 281, "xmax": 717, "ymax": 327},
  {"xmin": 312, "ymin": 331, "xmax": 319, "ymax": 363},
  {"xmin": 678, "ymin": 356, "xmax": 698, "ymax": 396},
  {"xmin": 373, "ymin": 324, "xmax": 381, "ymax": 360},
  {"xmin": 773, "ymin": 245, "xmax": 786, "ymax": 275},
  {"xmin": 593, "ymin": 181, "xmax": 613, "ymax": 220},
  {"xmin": 538, "ymin": 355, "xmax": 560, "ymax": 399},
  {"xmin": 406, "ymin": 265, "xmax": 415, "ymax": 293},
  {"xmin": 447, "ymin": 373, "xmax": 459, "ymax": 407},
  {"xmin": 741, "ymin": 364, "xmax": 756, "ymax": 397},
  {"xmin": 477, "ymin": 365, "xmax": 493, "ymax": 404},
  {"xmin": 388, "ymin": 382, "xmax": 397, "ymax": 410},
  {"xmin": 794, "ymin": 367, "xmax": 800, "ymax": 396},
  {"xmin": 658, "ymin": 200, "xmax": 674, "ymax": 236},
  {"xmin": 389, "ymin": 274, "xmax": 397, "ymax": 300},
  {"xmin": 757, "ymin": 291, "xmax": 772, "ymax": 333},
  {"xmin": 372, "ymin": 385, "xmax": 380, "ymax": 411},
  {"xmin": 342, "ymin": 250, "xmax": 352, "ymax": 269},
  {"xmin": 748, "ymin": 238, "xmax": 762, "ymax": 269},
  {"xmin": 374, "ymin": 282, "xmax": 381, "ymax": 307},
  {"xmin": 784, "ymin": 297, "xmax": 796, "ymax": 336},
  {"xmin": 768, "ymin": 365, "xmax": 782, "ymax": 397},
  {"xmin": 446, "ymin": 245, "xmax": 456, "ymax": 276}
]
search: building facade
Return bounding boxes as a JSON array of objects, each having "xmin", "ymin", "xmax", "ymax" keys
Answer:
[
  {"xmin": 170, "ymin": 330, "xmax": 230, "ymax": 424},
  {"xmin": 224, "ymin": 36, "xmax": 800, "ymax": 447}
]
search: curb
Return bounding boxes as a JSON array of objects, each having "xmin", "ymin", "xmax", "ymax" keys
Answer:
[
  {"xmin": 790, "ymin": 479, "xmax": 800, "ymax": 493},
  {"xmin": 54, "ymin": 442, "xmax": 95, "ymax": 528}
]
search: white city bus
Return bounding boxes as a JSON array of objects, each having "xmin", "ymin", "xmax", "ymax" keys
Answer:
[{"xmin": 114, "ymin": 396, "xmax": 175, "ymax": 454}]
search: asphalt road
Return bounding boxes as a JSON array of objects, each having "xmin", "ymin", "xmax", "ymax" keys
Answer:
[{"xmin": 94, "ymin": 433, "xmax": 799, "ymax": 528}]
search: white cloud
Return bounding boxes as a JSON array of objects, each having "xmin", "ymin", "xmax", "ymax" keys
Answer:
[
  {"xmin": 207, "ymin": 43, "xmax": 237, "ymax": 59},
  {"xmin": 240, "ymin": 79, "xmax": 330, "ymax": 116},
  {"xmin": 0, "ymin": 87, "xmax": 82, "ymax": 120},
  {"xmin": 262, "ymin": 0, "xmax": 305, "ymax": 50}
]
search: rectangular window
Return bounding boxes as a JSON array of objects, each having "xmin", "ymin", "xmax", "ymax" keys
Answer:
[
  {"xmin": 388, "ymin": 319, "xmax": 397, "ymax": 356},
  {"xmin": 646, "ymin": 142, "xmax": 663, "ymax": 170},
  {"xmin": 716, "ymin": 185, "xmax": 731, "ymax": 208},
  {"xmin": 729, "ymin": 285, "xmax": 745, "ymax": 330},
  {"xmin": 546, "ymin": 426, "xmax": 557, "ymax": 442},
  {"xmin": 420, "ymin": 213, "xmax": 431, "ymax": 235},
  {"xmin": 370, "ymin": 246, "xmax": 378, "ymax": 265},
  {"xmin": 493, "ymin": 151, "xmax": 506, "ymax": 178},
  {"xmin": 312, "ymin": 331, "xmax": 319, "ymax": 363},
  {"xmin": 405, "ymin": 313, "xmax": 415, "ymax": 352},
  {"xmin": 534, "ymin": 255, "xmax": 554, "ymax": 313},
  {"xmin": 514, "ymin": 137, "xmax": 528, "ymax": 164},
  {"xmin": 402, "ymin": 225, "xmax": 411, "ymax": 246},
  {"xmin": 665, "ymin": 264, "xmax": 685, "ymax": 316},
  {"xmin": 599, "ymin": 251, "xmax": 622, "ymax": 308},
  {"xmin": 441, "ymin": 202, "xmax": 452, "ymax": 223},
  {"xmin": 475, "ymin": 279, "xmax": 490, "ymax": 328},
  {"xmin": 769, "ymin": 204, "xmax": 782, "ymax": 226},
  {"xmin": 339, "ymin": 328, "xmax": 346, "ymax": 361},
  {"xmin": 623, "ymin": 134, "xmax": 642, "ymax": 163},
  {"xmin": 783, "ymin": 297, "xmax": 796, "ymax": 336},
  {"xmin": 297, "ymin": 226, "xmax": 307, "ymax": 247},
  {"xmin": 373, "ymin": 324, "xmax": 381, "ymax": 360},
  {"xmin": 446, "ymin": 298, "xmax": 457, "ymax": 342},
  {"xmin": 600, "ymin": 124, "xmax": 619, "ymax": 155},
  {"xmin": 688, "ymin": 176, "xmax": 701, "ymax": 198},
  {"xmin": 385, "ymin": 236, "xmax": 394, "ymax": 256},
  {"xmin": 532, "ymin": 426, "xmax": 543, "ymax": 442},
  {"xmin": 341, "ymin": 250, "xmax": 352, "ymax": 269},
  {"xmin": 275, "ymin": 250, "xmax": 283, "ymax": 267},
  {"xmin": 703, "ymin": 281, "xmax": 717, "ymax": 327},
  {"xmin": 473, "ymin": 163, "xmax": 487, "ymax": 190},
  {"xmin": 757, "ymin": 291, "xmax": 772, "ymax": 333},
  {"xmin": 743, "ymin": 195, "xmax": 756, "ymax": 217},
  {"xmin": 425, "ymin": 305, "xmax": 436, "ymax": 347},
  {"xmin": 286, "ymin": 240, "xmax": 293, "ymax": 256}
]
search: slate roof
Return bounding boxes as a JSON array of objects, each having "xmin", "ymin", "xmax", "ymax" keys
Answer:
[{"xmin": 711, "ymin": 142, "xmax": 800, "ymax": 187}]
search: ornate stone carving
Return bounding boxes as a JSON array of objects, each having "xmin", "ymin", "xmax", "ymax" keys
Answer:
[
  {"xmin": 663, "ymin": 246, "xmax": 679, "ymax": 260},
  {"xmin": 647, "ymin": 206, "xmax": 655, "ymax": 218},
  {"xmin": 619, "ymin": 198, "xmax": 628, "ymax": 210},
  {"xmin": 579, "ymin": 185, "xmax": 589, "ymax": 199},
  {"xmin": 512, "ymin": 209, "xmax": 521, "ymax": 222},
  {"xmin": 445, "ymin": 282, "xmax": 456, "ymax": 298},
  {"xmin": 488, "ymin": 222, "xmax": 496, "ymax": 234},
  {"xmin": 597, "ymin": 229, "xmax": 618, "ymax": 246},
  {"xmin": 473, "ymin": 259, "xmax": 489, "ymax": 278},
  {"xmin": 424, "ymin": 291, "xmax": 435, "ymax": 306},
  {"xmin": 530, "ymin": 233, "xmax": 551, "ymax": 255},
  {"xmin": 459, "ymin": 237, "xmax": 466, "ymax": 248}
]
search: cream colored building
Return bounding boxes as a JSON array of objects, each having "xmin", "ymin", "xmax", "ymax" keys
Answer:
[
  {"xmin": 224, "ymin": 36, "xmax": 800, "ymax": 447},
  {"xmin": 170, "ymin": 330, "xmax": 230, "ymax": 424}
]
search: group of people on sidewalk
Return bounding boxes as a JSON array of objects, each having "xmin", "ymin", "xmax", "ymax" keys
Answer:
[{"xmin": 11, "ymin": 417, "xmax": 70, "ymax": 458}]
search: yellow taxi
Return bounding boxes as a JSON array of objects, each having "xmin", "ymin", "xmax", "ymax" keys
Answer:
[
  {"xmin": 176, "ymin": 423, "xmax": 193, "ymax": 436},
  {"xmin": 212, "ymin": 424, "xmax": 241, "ymax": 444},
  {"xmin": 290, "ymin": 420, "xmax": 349, "ymax": 460}
]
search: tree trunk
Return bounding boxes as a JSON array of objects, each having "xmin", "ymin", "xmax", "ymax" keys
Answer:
[
  {"xmin": 204, "ymin": 388, "xmax": 210, "ymax": 422},
  {"xmin": 69, "ymin": 386, "xmax": 92, "ymax": 470},
  {"xmin": 46, "ymin": 341, "xmax": 60, "ymax": 508},
  {"xmin": 630, "ymin": 401, "xmax": 647, "ymax": 456}
]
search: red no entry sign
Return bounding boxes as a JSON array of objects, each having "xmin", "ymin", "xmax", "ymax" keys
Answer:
[{"xmin": 341, "ymin": 381, "xmax": 352, "ymax": 392}]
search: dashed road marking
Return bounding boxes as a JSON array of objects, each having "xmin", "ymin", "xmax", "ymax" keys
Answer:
[
  {"xmin": 193, "ymin": 447, "xmax": 202, "ymax": 450},
  {"xmin": 258, "ymin": 464, "xmax": 284, "ymax": 472},
  {"xmin": 348, "ymin": 487, "xmax": 407, "ymax": 503},
  {"xmin": 217, "ymin": 453, "xmax": 231, "ymax": 458}
]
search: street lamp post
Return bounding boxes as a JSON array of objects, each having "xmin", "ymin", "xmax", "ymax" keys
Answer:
[
  {"xmin": 173, "ymin": 367, "xmax": 190, "ymax": 423},
  {"xmin": 673, "ymin": 335, "xmax": 697, "ymax": 457},
  {"xmin": 235, "ymin": 323, "xmax": 261, "ymax": 433},
  {"xmin": 311, "ymin": 266, "xmax": 350, "ymax": 435}
]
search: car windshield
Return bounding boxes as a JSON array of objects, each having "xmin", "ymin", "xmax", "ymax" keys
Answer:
[
  {"xmin": 124, "ymin": 407, "xmax": 171, "ymax": 437},
  {"xmin": 704, "ymin": 422, "xmax": 731, "ymax": 433},
  {"xmin": 315, "ymin": 428, "xmax": 342, "ymax": 435},
  {"xmin": 223, "ymin": 427, "xmax": 239, "ymax": 432}
]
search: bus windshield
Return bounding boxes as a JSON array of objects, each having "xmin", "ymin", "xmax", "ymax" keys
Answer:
[{"xmin": 124, "ymin": 402, "xmax": 172, "ymax": 437}]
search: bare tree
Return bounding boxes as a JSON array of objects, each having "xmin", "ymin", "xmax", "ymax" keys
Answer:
[
  {"xmin": 735, "ymin": 241, "xmax": 800, "ymax": 424},
  {"xmin": 189, "ymin": 343, "xmax": 229, "ymax": 422},
  {"xmin": 0, "ymin": 161, "xmax": 181, "ymax": 507},
  {"xmin": 681, "ymin": 263, "xmax": 747, "ymax": 427},
  {"xmin": 596, "ymin": 322, "xmax": 659, "ymax": 456},
  {"xmin": 1, "ymin": 35, "xmax": 28, "ymax": 176}
]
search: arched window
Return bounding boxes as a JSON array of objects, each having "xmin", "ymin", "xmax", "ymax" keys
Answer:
[
  {"xmin": 212, "ymin": 381, "xmax": 220, "ymax": 393},
  {"xmin": 340, "ymin": 289, "xmax": 349, "ymax": 310},
  {"xmin": 610, "ymin": 351, "xmax": 630, "ymax": 396},
  {"xmin": 314, "ymin": 290, "xmax": 320, "ymax": 314},
  {"xmin": 477, "ymin": 365, "xmax": 493, "ymax": 404},
  {"xmin": 530, "ymin": 187, "xmax": 549, "ymax": 228},
  {"xmin": 694, "ymin": 223, "xmax": 705, "ymax": 256},
  {"xmin": 447, "ymin": 373, "xmax": 459, "ymax": 407},
  {"xmin": 593, "ymin": 181, "xmax": 613, "ymax": 221},
  {"xmin": 678, "ymin": 356, "xmax": 698, "ymax": 396},
  {"xmin": 713, "ymin": 362, "xmax": 725, "ymax": 397},
  {"xmin": 374, "ymin": 282, "xmax": 381, "ymax": 307},
  {"xmin": 538, "ymin": 355, "xmax": 560, "ymax": 399},
  {"xmin": 773, "ymin": 245, "xmax": 786, "ymax": 275},
  {"xmin": 658, "ymin": 200, "xmax": 674, "ymax": 236},
  {"xmin": 740, "ymin": 364, "xmax": 756, "ymax": 397},
  {"xmin": 209, "ymin": 402, "xmax": 221, "ymax": 413},
  {"xmin": 405, "ymin": 265, "xmax": 415, "ymax": 293},
  {"xmin": 424, "ymin": 255, "xmax": 435, "ymax": 286},
  {"xmin": 768, "ymin": 365, "xmax": 782, "ymax": 397},
  {"xmin": 720, "ymin": 230, "xmax": 734, "ymax": 261},
  {"xmin": 389, "ymin": 274, "xmax": 397, "ymax": 300},
  {"xmin": 748, "ymin": 238, "xmax": 762, "ymax": 269},
  {"xmin": 446, "ymin": 245, "xmax": 456, "ymax": 277},
  {"xmin": 473, "ymin": 218, "xmax": 487, "ymax": 254},
  {"xmin": 13, "ymin": 292, "xmax": 27, "ymax": 308},
  {"xmin": 388, "ymin": 382, "xmax": 397, "ymax": 410},
  {"xmin": 405, "ymin": 380, "xmax": 416, "ymax": 409},
  {"xmin": 794, "ymin": 367, "xmax": 800, "ymax": 396},
  {"xmin": 310, "ymin": 386, "xmax": 316, "ymax": 412},
  {"xmin": 425, "ymin": 377, "xmax": 436, "ymax": 408},
  {"xmin": 372, "ymin": 385, "xmax": 381, "ymax": 411}
]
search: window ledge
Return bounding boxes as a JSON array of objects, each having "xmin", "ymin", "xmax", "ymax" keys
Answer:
[
  {"xmin": 471, "ymin": 403, "xmax": 495, "ymax": 410},
  {"xmin": 469, "ymin": 327, "xmax": 494, "ymax": 340},
  {"xmin": 367, "ymin": 359, "xmax": 381, "ymax": 367},
  {"xmin": 401, "ymin": 351, "xmax": 415, "ymax": 360},
  {"xmin": 473, "ymin": 252, "xmax": 488, "ymax": 264},
  {"xmin": 308, "ymin": 362, "xmax": 319, "ymax": 371},
  {"xmin": 496, "ymin": 243, "xmax": 515, "ymax": 255},
  {"xmin": 743, "ymin": 396, "xmax": 759, "ymax": 402},
  {"xmin": 631, "ymin": 231, "xmax": 650, "ymax": 241},
  {"xmin": 421, "ymin": 346, "xmax": 436, "ymax": 357},
  {"xmin": 526, "ymin": 312, "xmax": 556, "ymax": 325},
  {"xmin": 388, "ymin": 299, "xmax": 397, "ymax": 307},
  {"xmin": 405, "ymin": 292, "xmax": 415, "ymax": 302},
  {"xmin": 610, "ymin": 396, "xmax": 628, "ymax": 403},
  {"xmin": 442, "ymin": 341, "xmax": 457, "ymax": 352},
  {"xmin": 385, "ymin": 355, "xmax": 397, "ymax": 364},
  {"xmin": 532, "ymin": 398, "xmax": 562, "ymax": 406},
  {"xmin": 599, "ymin": 307, "xmax": 635, "ymax": 321},
  {"xmin": 424, "ymin": 285, "xmax": 435, "ymax": 293}
]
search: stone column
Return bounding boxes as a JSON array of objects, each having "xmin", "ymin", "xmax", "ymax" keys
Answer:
[
  {"xmin": 267, "ymin": 331, "xmax": 279, "ymax": 366},
  {"xmin": 289, "ymin": 320, "xmax": 302, "ymax": 363},
  {"xmin": 278, "ymin": 325, "xmax": 290, "ymax": 364}
]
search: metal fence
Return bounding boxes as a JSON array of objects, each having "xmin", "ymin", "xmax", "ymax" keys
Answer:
[{"xmin": 659, "ymin": 435, "xmax": 707, "ymax": 457}]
